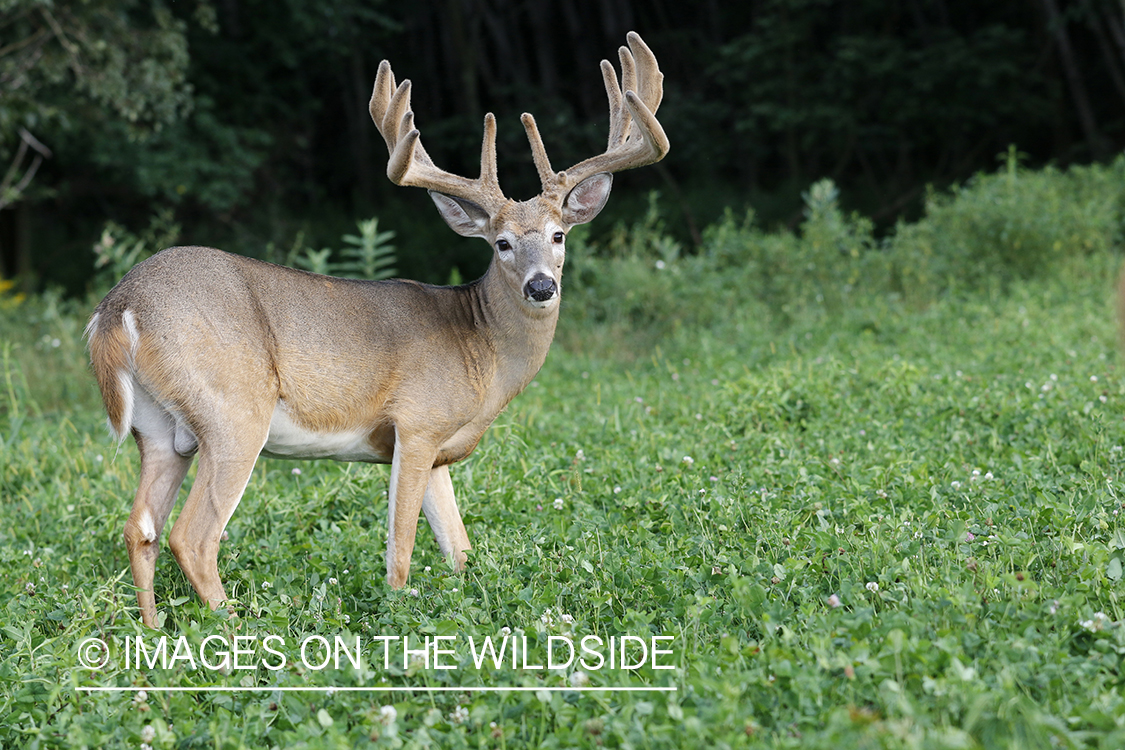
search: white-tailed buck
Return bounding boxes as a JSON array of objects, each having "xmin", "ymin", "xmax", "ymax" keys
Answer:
[{"xmin": 87, "ymin": 32, "xmax": 668, "ymax": 627}]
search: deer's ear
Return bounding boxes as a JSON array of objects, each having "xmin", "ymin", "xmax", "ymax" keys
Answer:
[
  {"xmin": 430, "ymin": 191, "xmax": 491, "ymax": 237},
  {"xmin": 561, "ymin": 173, "xmax": 613, "ymax": 226}
]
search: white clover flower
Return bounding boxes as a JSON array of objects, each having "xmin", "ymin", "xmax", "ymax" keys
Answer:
[
  {"xmin": 450, "ymin": 705, "xmax": 469, "ymax": 724},
  {"xmin": 1091, "ymin": 375, "xmax": 1099, "ymax": 382},
  {"xmin": 827, "ymin": 594, "xmax": 842, "ymax": 608},
  {"xmin": 655, "ymin": 260, "xmax": 666, "ymax": 270},
  {"xmin": 1080, "ymin": 612, "xmax": 1113, "ymax": 632},
  {"xmin": 424, "ymin": 566, "xmax": 432, "ymax": 572},
  {"xmin": 575, "ymin": 449, "xmax": 585, "ymax": 462},
  {"xmin": 560, "ymin": 613, "xmax": 574, "ymax": 624},
  {"xmin": 291, "ymin": 467, "xmax": 301, "ymax": 475},
  {"xmin": 141, "ymin": 725, "xmax": 156, "ymax": 743},
  {"xmin": 500, "ymin": 626, "xmax": 512, "ymax": 637},
  {"xmin": 682, "ymin": 456, "xmax": 694, "ymax": 467},
  {"xmin": 553, "ymin": 498, "xmax": 564, "ymax": 510},
  {"xmin": 410, "ymin": 588, "xmax": 419, "ymax": 597},
  {"xmin": 134, "ymin": 690, "xmax": 148, "ymax": 704},
  {"xmin": 328, "ymin": 577, "xmax": 338, "ymax": 585},
  {"xmin": 380, "ymin": 705, "xmax": 398, "ymax": 724},
  {"xmin": 865, "ymin": 582, "xmax": 879, "ymax": 593},
  {"xmin": 570, "ymin": 670, "xmax": 590, "ymax": 687},
  {"xmin": 261, "ymin": 581, "xmax": 271, "ymax": 590}
]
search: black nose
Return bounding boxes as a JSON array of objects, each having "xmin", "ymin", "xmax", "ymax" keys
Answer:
[{"xmin": 525, "ymin": 274, "xmax": 557, "ymax": 302}]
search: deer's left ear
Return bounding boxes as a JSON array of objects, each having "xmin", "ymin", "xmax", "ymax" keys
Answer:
[{"xmin": 561, "ymin": 173, "xmax": 613, "ymax": 226}]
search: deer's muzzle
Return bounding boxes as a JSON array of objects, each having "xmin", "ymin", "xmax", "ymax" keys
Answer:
[{"xmin": 525, "ymin": 274, "xmax": 558, "ymax": 303}]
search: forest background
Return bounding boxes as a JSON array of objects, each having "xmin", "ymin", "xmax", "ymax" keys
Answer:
[{"xmin": 2, "ymin": 0, "xmax": 1125, "ymax": 292}]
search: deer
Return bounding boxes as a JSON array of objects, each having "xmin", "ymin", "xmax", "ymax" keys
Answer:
[{"xmin": 86, "ymin": 32, "xmax": 668, "ymax": 628}]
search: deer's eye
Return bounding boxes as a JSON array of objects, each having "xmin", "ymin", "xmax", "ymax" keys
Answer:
[
  {"xmin": 496, "ymin": 239, "xmax": 512, "ymax": 252},
  {"xmin": 552, "ymin": 231, "xmax": 565, "ymax": 244}
]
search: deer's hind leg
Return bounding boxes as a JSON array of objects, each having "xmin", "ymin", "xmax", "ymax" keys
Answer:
[
  {"xmin": 422, "ymin": 464, "xmax": 471, "ymax": 570},
  {"xmin": 167, "ymin": 424, "xmax": 268, "ymax": 616},
  {"xmin": 122, "ymin": 386, "xmax": 193, "ymax": 628}
]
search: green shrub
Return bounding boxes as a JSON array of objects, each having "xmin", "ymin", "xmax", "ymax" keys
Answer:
[
  {"xmin": 563, "ymin": 181, "xmax": 883, "ymax": 352},
  {"xmin": 290, "ymin": 217, "xmax": 398, "ymax": 280},
  {"xmin": 562, "ymin": 153, "xmax": 1125, "ymax": 359},
  {"xmin": 889, "ymin": 149, "xmax": 1125, "ymax": 299}
]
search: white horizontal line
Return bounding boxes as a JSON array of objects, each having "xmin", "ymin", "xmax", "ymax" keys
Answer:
[{"xmin": 79, "ymin": 685, "xmax": 676, "ymax": 693}]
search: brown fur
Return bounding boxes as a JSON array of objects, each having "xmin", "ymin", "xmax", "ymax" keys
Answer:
[{"xmin": 85, "ymin": 312, "xmax": 131, "ymax": 439}]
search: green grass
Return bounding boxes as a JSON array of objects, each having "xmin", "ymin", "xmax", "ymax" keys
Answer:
[
  {"xmin": 5, "ymin": 154, "xmax": 1125, "ymax": 747},
  {"xmin": 3, "ymin": 250, "xmax": 1125, "ymax": 748}
]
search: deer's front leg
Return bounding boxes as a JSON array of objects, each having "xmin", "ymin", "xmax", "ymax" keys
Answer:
[
  {"xmin": 422, "ymin": 464, "xmax": 471, "ymax": 571},
  {"xmin": 386, "ymin": 431, "xmax": 439, "ymax": 588}
]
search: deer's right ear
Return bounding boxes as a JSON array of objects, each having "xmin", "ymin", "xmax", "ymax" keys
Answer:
[{"xmin": 429, "ymin": 192, "xmax": 491, "ymax": 238}]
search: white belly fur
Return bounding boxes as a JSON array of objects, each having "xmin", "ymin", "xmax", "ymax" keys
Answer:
[{"xmin": 262, "ymin": 401, "xmax": 386, "ymax": 462}]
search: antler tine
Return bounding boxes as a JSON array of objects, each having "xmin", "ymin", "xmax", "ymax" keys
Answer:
[
  {"xmin": 617, "ymin": 43, "xmax": 638, "ymax": 112},
  {"xmin": 626, "ymin": 31, "xmax": 663, "ymax": 115},
  {"xmin": 521, "ymin": 113, "xmax": 556, "ymax": 189},
  {"xmin": 370, "ymin": 60, "xmax": 397, "ymax": 153},
  {"xmin": 480, "ymin": 112, "xmax": 500, "ymax": 192},
  {"xmin": 369, "ymin": 61, "xmax": 507, "ymax": 212},
  {"xmin": 602, "ymin": 59, "xmax": 628, "ymax": 150},
  {"xmin": 544, "ymin": 31, "xmax": 669, "ymax": 197}
]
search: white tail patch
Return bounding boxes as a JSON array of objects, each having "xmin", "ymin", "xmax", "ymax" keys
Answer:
[
  {"xmin": 112, "ymin": 370, "xmax": 136, "ymax": 443},
  {"xmin": 121, "ymin": 309, "xmax": 140, "ymax": 362},
  {"xmin": 107, "ymin": 310, "xmax": 142, "ymax": 443},
  {"xmin": 83, "ymin": 312, "xmax": 100, "ymax": 343}
]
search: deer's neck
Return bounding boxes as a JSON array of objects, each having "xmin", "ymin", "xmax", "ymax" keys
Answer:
[{"xmin": 463, "ymin": 264, "xmax": 560, "ymax": 394}]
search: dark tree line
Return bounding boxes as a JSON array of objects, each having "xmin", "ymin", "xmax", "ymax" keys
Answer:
[{"xmin": 2, "ymin": 0, "xmax": 1124, "ymax": 291}]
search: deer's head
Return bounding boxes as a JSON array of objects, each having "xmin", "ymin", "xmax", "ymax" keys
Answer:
[{"xmin": 369, "ymin": 32, "xmax": 669, "ymax": 313}]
